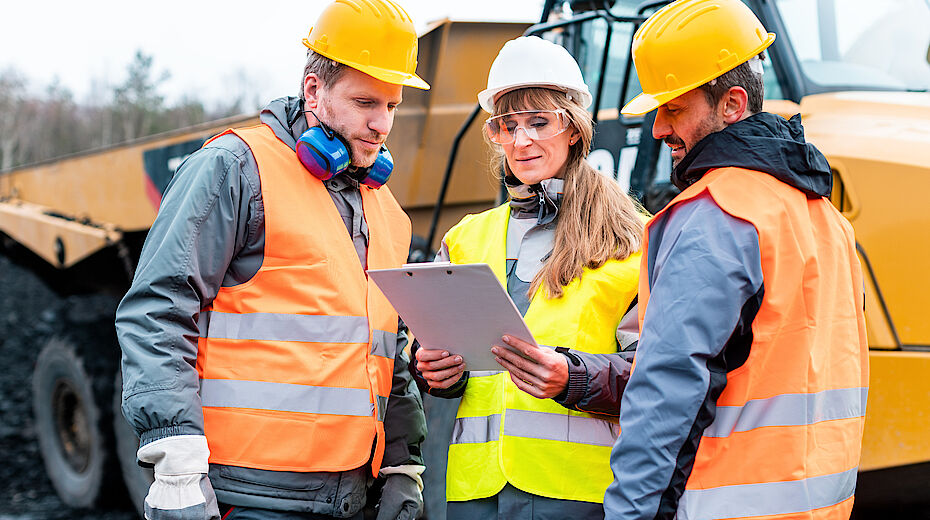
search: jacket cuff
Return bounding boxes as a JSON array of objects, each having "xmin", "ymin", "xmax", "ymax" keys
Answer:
[
  {"xmin": 379, "ymin": 464, "xmax": 426, "ymax": 492},
  {"xmin": 553, "ymin": 350, "xmax": 587, "ymax": 407},
  {"xmin": 139, "ymin": 424, "xmax": 204, "ymax": 447}
]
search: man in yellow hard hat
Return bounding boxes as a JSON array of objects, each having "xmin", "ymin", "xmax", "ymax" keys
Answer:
[
  {"xmin": 115, "ymin": 1, "xmax": 430, "ymax": 519},
  {"xmin": 602, "ymin": 0, "xmax": 868, "ymax": 518}
]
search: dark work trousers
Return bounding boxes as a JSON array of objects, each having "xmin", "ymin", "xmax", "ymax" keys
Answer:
[
  {"xmin": 220, "ymin": 504, "xmax": 365, "ymax": 520},
  {"xmin": 446, "ymin": 483, "xmax": 605, "ymax": 520}
]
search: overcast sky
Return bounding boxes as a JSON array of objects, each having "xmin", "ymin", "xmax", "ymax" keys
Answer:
[{"xmin": 2, "ymin": 0, "xmax": 544, "ymax": 108}]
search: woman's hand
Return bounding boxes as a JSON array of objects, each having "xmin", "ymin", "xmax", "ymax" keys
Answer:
[
  {"xmin": 492, "ymin": 335, "xmax": 568, "ymax": 399},
  {"xmin": 415, "ymin": 348, "xmax": 466, "ymax": 389}
]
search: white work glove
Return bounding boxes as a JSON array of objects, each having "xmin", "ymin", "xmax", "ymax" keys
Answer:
[
  {"xmin": 137, "ymin": 434, "xmax": 220, "ymax": 520},
  {"xmin": 375, "ymin": 464, "xmax": 425, "ymax": 520}
]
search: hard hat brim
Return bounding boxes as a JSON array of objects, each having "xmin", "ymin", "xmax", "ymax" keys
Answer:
[
  {"xmin": 478, "ymin": 82, "xmax": 592, "ymax": 113},
  {"xmin": 342, "ymin": 60, "xmax": 431, "ymax": 90},
  {"xmin": 309, "ymin": 45, "xmax": 431, "ymax": 90},
  {"xmin": 621, "ymin": 89, "xmax": 687, "ymax": 116}
]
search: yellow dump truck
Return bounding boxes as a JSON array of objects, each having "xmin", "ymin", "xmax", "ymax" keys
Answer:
[{"xmin": 1, "ymin": 0, "xmax": 928, "ymax": 517}]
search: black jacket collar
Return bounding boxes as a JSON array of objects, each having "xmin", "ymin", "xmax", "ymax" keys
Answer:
[{"xmin": 671, "ymin": 112, "xmax": 832, "ymax": 198}]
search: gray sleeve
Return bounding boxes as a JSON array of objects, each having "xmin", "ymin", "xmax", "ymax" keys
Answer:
[
  {"xmin": 604, "ymin": 194, "xmax": 763, "ymax": 519},
  {"xmin": 116, "ymin": 134, "xmax": 260, "ymax": 445},
  {"xmin": 383, "ymin": 320, "xmax": 428, "ymax": 467},
  {"xmin": 554, "ymin": 350, "xmax": 631, "ymax": 416}
]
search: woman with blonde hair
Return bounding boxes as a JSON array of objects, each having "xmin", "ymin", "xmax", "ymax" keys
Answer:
[{"xmin": 411, "ymin": 36, "xmax": 645, "ymax": 519}]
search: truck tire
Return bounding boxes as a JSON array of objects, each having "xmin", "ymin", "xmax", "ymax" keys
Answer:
[
  {"xmin": 32, "ymin": 337, "xmax": 119, "ymax": 508},
  {"xmin": 113, "ymin": 371, "xmax": 153, "ymax": 518}
]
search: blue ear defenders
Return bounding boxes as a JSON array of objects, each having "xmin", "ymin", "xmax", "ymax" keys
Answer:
[{"xmin": 296, "ymin": 111, "xmax": 394, "ymax": 189}]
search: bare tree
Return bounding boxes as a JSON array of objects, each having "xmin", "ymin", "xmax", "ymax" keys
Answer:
[
  {"xmin": 0, "ymin": 68, "xmax": 28, "ymax": 171},
  {"xmin": 1, "ymin": 50, "xmax": 259, "ymax": 170},
  {"xmin": 112, "ymin": 50, "xmax": 169, "ymax": 141}
]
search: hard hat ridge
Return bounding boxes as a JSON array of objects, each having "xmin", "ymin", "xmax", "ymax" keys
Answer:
[
  {"xmin": 478, "ymin": 36, "xmax": 592, "ymax": 113},
  {"xmin": 303, "ymin": 0, "xmax": 430, "ymax": 90}
]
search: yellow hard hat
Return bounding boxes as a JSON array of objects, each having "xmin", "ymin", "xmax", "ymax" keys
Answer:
[
  {"xmin": 621, "ymin": 0, "xmax": 774, "ymax": 116},
  {"xmin": 302, "ymin": 0, "xmax": 430, "ymax": 90}
]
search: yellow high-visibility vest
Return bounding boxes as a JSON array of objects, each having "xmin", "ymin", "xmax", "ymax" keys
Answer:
[{"xmin": 443, "ymin": 203, "xmax": 639, "ymax": 503}]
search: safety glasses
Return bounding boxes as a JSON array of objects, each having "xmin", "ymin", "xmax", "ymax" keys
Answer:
[{"xmin": 484, "ymin": 109, "xmax": 570, "ymax": 145}]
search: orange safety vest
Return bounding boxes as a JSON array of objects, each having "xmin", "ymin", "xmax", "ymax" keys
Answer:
[
  {"xmin": 641, "ymin": 167, "xmax": 868, "ymax": 519},
  {"xmin": 194, "ymin": 124, "xmax": 410, "ymax": 475}
]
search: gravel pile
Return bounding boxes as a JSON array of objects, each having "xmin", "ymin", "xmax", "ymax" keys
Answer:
[{"xmin": 0, "ymin": 254, "xmax": 135, "ymax": 520}]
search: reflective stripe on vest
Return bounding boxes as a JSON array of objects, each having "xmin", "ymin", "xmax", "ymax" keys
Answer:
[
  {"xmin": 200, "ymin": 379, "xmax": 378, "ymax": 417},
  {"xmin": 200, "ymin": 311, "xmax": 369, "ymax": 343},
  {"xmin": 678, "ymin": 467, "xmax": 857, "ymax": 520},
  {"xmin": 196, "ymin": 124, "xmax": 410, "ymax": 475},
  {"xmin": 451, "ymin": 410, "xmax": 619, "ymax": 447},
  {"xmin": 642, "ymin": 167, "xmax": 867, "ymax": 519},
  {"xmin": 199, "ymin": 311, "xmax": 398, "ymax": 359},
  {"xmin": 468, "ymin": 370, "xmax": 503, "ymax": 378},
  {"xmin": 452, "ymin": 414, "xmax": 502, "ymax": 444},
  {"xmin": 443, "ymin": 203, "xmax": 640, "ymax": 503},
  {"xmin": 703, "ymin": 387, "xmax": 868, "ymax": 438}
]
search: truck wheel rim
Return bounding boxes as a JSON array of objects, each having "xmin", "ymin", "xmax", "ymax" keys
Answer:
[{"xmin": 52, "ymin": 378, "xmax": 91, "ymax": 473}]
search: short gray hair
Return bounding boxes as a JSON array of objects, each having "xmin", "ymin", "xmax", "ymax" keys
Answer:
[
  {"xmin": 697, "ymin": 53, "xmax": 766, "ymax": 114},
  {"xmin": 299, "ymin": 51, "xmax": 348, "ymax": 101}
]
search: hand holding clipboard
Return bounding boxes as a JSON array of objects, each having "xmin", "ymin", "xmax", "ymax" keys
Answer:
[{"xmin": 366, "ymin": 263, "xmax": 539, "ymax": 372}]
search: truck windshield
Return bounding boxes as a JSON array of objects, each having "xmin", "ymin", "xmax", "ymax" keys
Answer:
[{"xmin": 775, "ymin": 0, "xmax": 930, "ymax": 91}]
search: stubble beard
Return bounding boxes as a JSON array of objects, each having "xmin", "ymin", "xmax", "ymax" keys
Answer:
[
  {"xmin": 668, "ymin": 114, "xmax": 726, "ymax": 169},
  {"xmin": 319, "ymin": 98, "xmax": 381, "ymax": 169}
]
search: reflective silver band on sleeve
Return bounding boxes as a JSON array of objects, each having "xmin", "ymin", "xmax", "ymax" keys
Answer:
[
  {"xmin": 200, "ymin": 379, "xmax": 373, "ymax": 417},
  {"xmin": 678, "ymin": 466, "xmax": 858, "ymax": 519},
  {"xmin": 200, "ymin": 311, "xmax": 370, "ymax": 343},
  {"xmin": 703, "ymin": 387, "xmax": 868, "ymax": 438}
]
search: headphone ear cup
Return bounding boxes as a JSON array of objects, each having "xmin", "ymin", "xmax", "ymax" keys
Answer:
[
  {"xmin": 360, "ymin": 147, "xmax": 394, "ymax": 188},
  {"xmin": 296, "ymin": 126, "xmax": 351, "ymax": 181}
]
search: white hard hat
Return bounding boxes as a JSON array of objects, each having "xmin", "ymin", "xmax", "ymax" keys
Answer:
[{"xmin": 478, "ymin": 36, "xmax": 592, "ymax": 113}]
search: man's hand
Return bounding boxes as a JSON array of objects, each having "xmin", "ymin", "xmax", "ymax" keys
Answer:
[
  {"xmin": 415, "ymin": 347, "xmax": 466, "ymax": 389},
  {"xmin": 137, "ymin": 435, "xmax": 220, "ymax": 520},
  {"xmin": 492, "ymin": 335, "xmax": 568, "ymax": 399}
]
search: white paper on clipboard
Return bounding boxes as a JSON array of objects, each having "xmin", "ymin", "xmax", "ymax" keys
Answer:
[{"xmin": 366, "ymin": 262, "xmax": 538, "ymax": 371}]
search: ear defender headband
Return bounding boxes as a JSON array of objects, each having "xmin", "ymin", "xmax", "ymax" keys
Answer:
[{"xmin": 296, "ymin": 111, "xmax": 394, "ymax": 189}]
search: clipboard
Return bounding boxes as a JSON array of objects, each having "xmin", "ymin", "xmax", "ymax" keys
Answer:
[{"xmin": 367, "ymin": 262, "xmax": 538, "ymax": 371}]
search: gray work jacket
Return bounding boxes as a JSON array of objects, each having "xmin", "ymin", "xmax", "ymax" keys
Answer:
[{"xmin": 116, "ymin": 96, "xmax": 425, "ymax": 516}]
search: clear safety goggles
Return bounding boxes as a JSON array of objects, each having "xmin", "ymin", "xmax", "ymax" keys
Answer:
[{"xmin": 484, "ymin": 109, "xmax": 570, "ymax": 145}]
